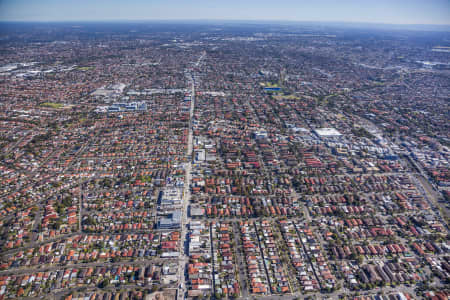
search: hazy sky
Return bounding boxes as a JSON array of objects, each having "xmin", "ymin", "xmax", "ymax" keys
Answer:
[{"xmin": 0, "ymin": 0, "xmax": 449, "ymax": 25}]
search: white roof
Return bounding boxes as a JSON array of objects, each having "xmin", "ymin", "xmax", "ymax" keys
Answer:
[{"xmin": 314, "ymin": 128, "xmax": 342, "ymax": 137}]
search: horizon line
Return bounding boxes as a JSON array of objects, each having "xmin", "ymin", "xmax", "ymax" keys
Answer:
[{"xmin": 1, "ymin": 19, "xmax": 450, "ymax": 27}]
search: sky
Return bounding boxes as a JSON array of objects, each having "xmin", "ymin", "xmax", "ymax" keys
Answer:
[{"xmin": 0, "ymin": 0, "xmax": 449, "ymax": 25}]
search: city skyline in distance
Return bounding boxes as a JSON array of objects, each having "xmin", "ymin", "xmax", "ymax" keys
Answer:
[{"xmin": 1, "ymin": 0, "xmax": 449, "ymax": 26}]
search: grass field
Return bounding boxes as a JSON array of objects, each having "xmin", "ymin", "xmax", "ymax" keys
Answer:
[
  {"xmin": 77, "ymin": 66, "xmax": 95, "ymax": 71},
  {"xmin": 273, "ymin": 94, "xmax": 299, "ymax": 100},
  {"xmin": 40, "ymin": 102, "xmax": 64, "ymax": 109}
]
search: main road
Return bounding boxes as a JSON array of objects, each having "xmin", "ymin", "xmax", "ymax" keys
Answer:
[{"xmin": 177, "ymin": 56, "xmax": 202, "ymax": 298}]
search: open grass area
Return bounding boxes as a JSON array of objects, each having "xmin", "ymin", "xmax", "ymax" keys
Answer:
[
  {"xmin": 40, "ymin": 102, "xmax": 64, "ymax": 109},
  {"xmin": 77, "ymin": 66, "xmax": 95, "ymax": 71},
  {"xmin": 273, "ymin": 94, "xmax": 299, "ymax": 100}
]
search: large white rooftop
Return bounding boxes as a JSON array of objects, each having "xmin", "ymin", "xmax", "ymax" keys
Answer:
[{"xmin": 314, "ymin": 128, "xmax": 342, "ymax": 137}]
